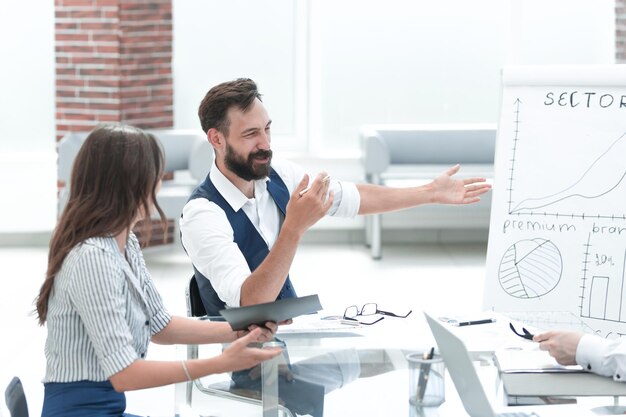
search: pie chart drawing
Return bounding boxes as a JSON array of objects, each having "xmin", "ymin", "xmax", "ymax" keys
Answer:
[{"xmin": 498, "ymin": 238, "xmax": 562, "ymax": 299}]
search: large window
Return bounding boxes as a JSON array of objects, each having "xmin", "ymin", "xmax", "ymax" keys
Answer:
[
  {"xmin": 173, "ymin": 0, "xmax": 301, "ymax": 151},
  {"xmin": 308, "ymin": 0, "xmax": 507, "ymax": 153},
  {"xmin": 0, "ymin": 0, "xmax": 615, "ymax": 233},
  {"xmin": 173, "ymin": 0, "xmax": 614, "ymax": 155}
]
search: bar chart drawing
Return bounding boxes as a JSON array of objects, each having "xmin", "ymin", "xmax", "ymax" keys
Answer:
[
  {"xmin": 498, "ymin": 238, "xmax": 562, "ymax": 299},
  {"xmin": 587, "ymin": 276, "xmax": 610, "ymax": 319},
  {"xmin": 580, "ymin": 245, "xmax": 626, "ymax": 323}
]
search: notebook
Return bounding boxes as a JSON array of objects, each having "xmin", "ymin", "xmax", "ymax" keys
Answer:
[
  {"xmin": 424, "ymin": 312, "xmax": 596, "ymax": 417},
  {"xmin": 494, "ymin": 348, "xmax": 626, "ymax": 397}
]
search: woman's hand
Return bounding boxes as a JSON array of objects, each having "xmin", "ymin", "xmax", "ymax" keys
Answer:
[{"xmin": 218, "ymin": 328, "xmax": 283, "ymax": 373}]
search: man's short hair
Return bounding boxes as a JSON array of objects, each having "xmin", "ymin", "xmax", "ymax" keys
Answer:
[{"xmin": 198, "ymin": 78, "xmax": 263, "ymax": 136}]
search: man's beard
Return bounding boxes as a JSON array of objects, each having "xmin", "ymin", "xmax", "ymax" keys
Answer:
[{"xmin": 224, "ymin": 142, "xmax": 272, "ymax": 181}]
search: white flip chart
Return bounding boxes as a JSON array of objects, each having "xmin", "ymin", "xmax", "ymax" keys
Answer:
[{"xmin": 483, "ymin": 65, "xmax": 626, "ymax": 338}]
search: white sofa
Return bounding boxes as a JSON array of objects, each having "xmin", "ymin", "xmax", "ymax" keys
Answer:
[
  {"xmin": 57, "ymin": 129, "xmax": 213, "ymax": 225},
  {"xmin": 360, "ymin": 124, "xmax": 496, "ymax": 259}
]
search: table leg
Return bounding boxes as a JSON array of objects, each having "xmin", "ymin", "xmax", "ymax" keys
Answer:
[{"xmin": 262, "ymin": 340, "xmax": 286, "ymax": 417}]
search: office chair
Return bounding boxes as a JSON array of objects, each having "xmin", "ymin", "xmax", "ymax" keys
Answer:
[
  {"xmin": 5, "ymin": 377, "xmax": 28, "ymax": 417},
  {"xmin": 183, "ymin": 276, "xmax": 294, "ymax": 417}
]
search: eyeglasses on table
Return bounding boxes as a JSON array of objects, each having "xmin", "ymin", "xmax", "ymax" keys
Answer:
[
  {"xmin": 509, "ymin": 322, "xmax": 535, "ymax": 340},
  {"xmin": 323, "ymin": 303, "xmax": 413, "ymax": 326}
]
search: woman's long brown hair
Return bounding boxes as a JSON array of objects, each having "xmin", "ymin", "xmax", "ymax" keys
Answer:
[{"xmin": 35, "ymin": 125, "xmax": 166, "ymax": 325}]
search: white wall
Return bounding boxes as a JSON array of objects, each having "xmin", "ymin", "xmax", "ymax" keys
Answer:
[
  {"xmin": 0, "ymin": 1, "xmax": 55, "ymax": 153},
  {"xmin": 0, "ymin": 0, "xmax": 616, "ymax": 233},
  {"xmin": 507, "ymin": 0, "xmax": 615, "ymax": 65}
]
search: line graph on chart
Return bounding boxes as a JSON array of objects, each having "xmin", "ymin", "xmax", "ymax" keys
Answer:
[{"xmin": 504, "ymin": 99, "xmax": 626, "ymax": 220}]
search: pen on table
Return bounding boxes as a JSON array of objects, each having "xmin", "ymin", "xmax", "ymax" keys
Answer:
[
  {"xmin": 454, "ymin": 318, "xmax": 496, "ymax": 327},
  {"xmin": 299, "ymin": 175, "xmax": 331, "ymax": 196},
  {"xmin": 416, "ymin": 347, "xmax": 435, "ymax": 402}
]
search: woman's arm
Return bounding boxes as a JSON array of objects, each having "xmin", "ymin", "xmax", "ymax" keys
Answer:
[
  {"xmin": 151, "ymin": 316, "xmax": 236, "ymax": 345},
  {"xmin": 109, "ymin": 328, "xmax": 282, "ymax": 392},
  {"xmin": 151, "ymin": 316, "xmax": 278, "ymax": 345}
]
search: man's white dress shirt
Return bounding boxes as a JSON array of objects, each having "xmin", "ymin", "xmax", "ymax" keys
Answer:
[
  {"xmin": 577, "ymin": 334, "xmax": 626, "ymax": 381},
  {"xmin": 180, "ymin": 157, "xmax": 360, "ymax": 308}
]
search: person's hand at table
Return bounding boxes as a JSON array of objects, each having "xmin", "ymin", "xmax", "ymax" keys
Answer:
[
  {"xmin": 217, "ymin": 328, "xmax": 284, "ymax": 373},
  {"xmin": 533, "ymin": 330, "xmax": 584, "ymax": 366}
]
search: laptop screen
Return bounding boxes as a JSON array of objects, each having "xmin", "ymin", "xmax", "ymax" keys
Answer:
[{"xmin": 424, "ymin": 312, "xmax": 497, "ymax": 417}]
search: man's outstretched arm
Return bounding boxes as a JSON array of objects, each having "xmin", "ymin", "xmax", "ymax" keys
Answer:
[{"xmin": 357, "ymin": 164, "xmax": 491, "ymax": 215}]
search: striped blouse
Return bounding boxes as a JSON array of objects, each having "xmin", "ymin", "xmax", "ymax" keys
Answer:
[{"xmin": 43, "ymin": 234, "xmax": 171, "ymax": 382}]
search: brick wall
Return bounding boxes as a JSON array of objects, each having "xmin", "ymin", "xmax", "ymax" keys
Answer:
[
  {"xmin": 55, "ymin": 0, "xmax": 173, "ymax": 140},
  {"xmin": 55, "ymin": 0, "xmax": 174, "ymax": 244},
  {"xmin": 618, "ymin": 0, "xmax": 626, "ymax": 62}
]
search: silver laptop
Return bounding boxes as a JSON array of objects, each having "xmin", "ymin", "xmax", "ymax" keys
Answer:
[{"xmin": 424, "ymin": 312, "xmax": 595, "ymax": 417}]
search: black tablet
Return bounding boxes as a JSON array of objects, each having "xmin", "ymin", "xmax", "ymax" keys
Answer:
[{"xmin": 219, "ymin": 294, "xmax": 322, "ymax": 331}]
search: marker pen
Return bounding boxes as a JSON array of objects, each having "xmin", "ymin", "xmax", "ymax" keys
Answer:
[
  {"xmin": 299, "ymin": 175, "xmax": 331, "ymax": 196},
  {"xmin": 455, "ymin": 318, "xmax": 496, "ymax": 327}
]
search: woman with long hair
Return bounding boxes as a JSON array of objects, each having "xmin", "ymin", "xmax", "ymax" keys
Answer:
[{"xmin": 35, "ymin": 124, "xmax": 282, "ymax": 417}]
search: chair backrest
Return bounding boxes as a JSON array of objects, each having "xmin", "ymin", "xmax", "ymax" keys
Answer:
[
  {"xmin": 56, "ymin": 128, "xmax": 212, "ymax": 217},
  {"xmin": 148, "ymin": 129, "xmax": 208, "ymax": 173},
  {"xmin": 57, "ymin": 131, "xmax": 88, "ymax": 185},
  {"xmin": 186, "ymin": 276, "xmax": 207, "ymax": 317},
  {"xmin": 5, "ymin": 377, "xmax": 28, "ymax": 417},
  {"xmin": 57, "ymin": 129, "xmax": 210, "ymax": 181}
]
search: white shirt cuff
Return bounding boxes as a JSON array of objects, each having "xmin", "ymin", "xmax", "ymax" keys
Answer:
[
  {"xmin": 330, "ymin": 181, "xmax": 360, "ymax": 217},
  {"xmin": 576, "ymin": 334, "xmax": 614, "ymax": 378}
]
